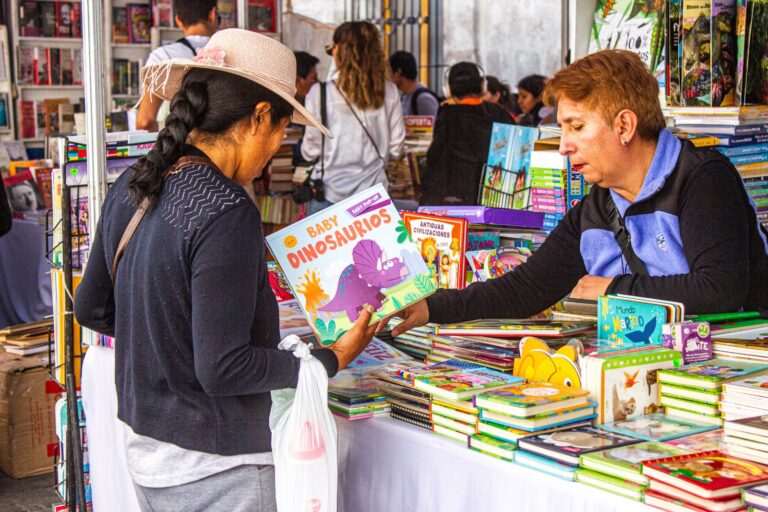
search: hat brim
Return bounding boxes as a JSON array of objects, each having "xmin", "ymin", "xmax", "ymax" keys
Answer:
[{"xmin": 140, "ymin": 59, "xmax": 333, "ymax": 138}]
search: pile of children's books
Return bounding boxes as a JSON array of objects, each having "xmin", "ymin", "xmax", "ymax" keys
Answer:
[
  {"xmin": 658, "ymin": 359, "xmax": 768, "ymax": 427},
  {"xmin": 743, "ymin": 484, "xmax": 768, "ymax": 511},
  {"xmin": 724, "ymin": 414, "xmax": 768, "ymax": 466},
  {"xmin": 721, "ymin": 373, "xmax": 768, "ymax": 421}
]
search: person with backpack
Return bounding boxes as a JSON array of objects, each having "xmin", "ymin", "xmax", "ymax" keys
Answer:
[
  {"xmin": 136, "ymin": 0, "xmax": 219, "ymax": 131},
  {"xmin": 388, "ymin": 50, "xmax": 440, "ymax": 117},
  {"xmin": 386, "ymin": 49, "xmax": 768, "ymax": 337}
]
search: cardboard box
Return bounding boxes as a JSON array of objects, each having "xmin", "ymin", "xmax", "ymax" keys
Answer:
[{"xmin": 0, "ymin": 352, "xmax": 59, "ymax": 478}]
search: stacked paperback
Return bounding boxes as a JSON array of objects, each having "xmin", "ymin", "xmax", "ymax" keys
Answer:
[{"xmin": 0, "ymin": 319, "xmax": 52, "ymax": 356}]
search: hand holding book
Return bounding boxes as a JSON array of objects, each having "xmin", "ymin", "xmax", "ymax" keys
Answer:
[{"xmin": 328, "ymin": 305, "xmax": 377, "ymax": 370}]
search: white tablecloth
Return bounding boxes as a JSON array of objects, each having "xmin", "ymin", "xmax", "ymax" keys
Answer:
[{"xmin": 336, "ymin": 415, "xmax": 651, "ymax": 512}]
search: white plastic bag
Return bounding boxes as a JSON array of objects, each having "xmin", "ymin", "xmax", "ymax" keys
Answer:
[{"xmin": 270, "ymin": 335, "xmax": 338, "ymax": 512}]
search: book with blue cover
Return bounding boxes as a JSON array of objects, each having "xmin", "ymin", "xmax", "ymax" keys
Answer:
[
  {"xmin": 481, "ymin": 123, "xmax": 539, "ymax": 209},
  {"xmin": 597, "ymin": 294, "xmax": 684, "ymax": 349},
  {"xmin": 597, "ymin": 413, "xmax": 717, "ymax": 442},
  {"xmin": 265, "ymin": 184, "xmax": 436, "ymax": 345},
  {"xmin": 513, "ymin": 450, "xmax": 579, "ymax": 480}
]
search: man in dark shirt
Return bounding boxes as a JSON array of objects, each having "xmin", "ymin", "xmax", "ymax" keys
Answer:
[{"xmin": 389, "ymin": 50, "xmax": 440, "ymax": 117}]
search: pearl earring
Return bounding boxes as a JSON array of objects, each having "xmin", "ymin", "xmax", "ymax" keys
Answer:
[{"xmin": 622, "ymin": 139, "xmax": 628, "ymax": 146}]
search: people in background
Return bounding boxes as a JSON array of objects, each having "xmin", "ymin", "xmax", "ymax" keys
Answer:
[
  {"xmin": 75, "ymin": 29, "xmax": 375, "ymax": 511},
  {"xmin": 136, "ymin": 0, "xmax": 218, "ymax": 131},
  {"xmin": 421, "ymin": 62, "xmax": 514, "ymax": 206},
  {"xmin": 485, "ymin": 75, "xmax": 521, "ymax": 120},
  {"xmin": 294, "ymin": 51, "xmax": 319, "ymax": 103},
  {"xmin": 386, "ymin": 49, "xmax": 768, "ymax": 337},
  {"xmin": 388, "ymin": 50, "xmax": 440, "ymax": 117},
  {"xmin": 516, "ymin": 74, "xmax": 551, "ymax": 127},
  {"xmin": 300, "ymin": 21, "xmax": 405, "ymax": 215}
]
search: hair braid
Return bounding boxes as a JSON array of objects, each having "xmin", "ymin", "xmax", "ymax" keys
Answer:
[{"xmin": 128, "ymin": 81, "xmax": 208, "ymax": 207}]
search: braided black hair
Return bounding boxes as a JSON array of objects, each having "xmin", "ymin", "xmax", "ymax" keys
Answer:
[{"xmin": 129, "ymin": 68, "xmax": 293, "ymax": 207}]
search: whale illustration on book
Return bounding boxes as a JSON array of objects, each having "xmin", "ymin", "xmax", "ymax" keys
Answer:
[{"xmin": 625, "ymin": 317, "xmax": 657, "ymax": 344}]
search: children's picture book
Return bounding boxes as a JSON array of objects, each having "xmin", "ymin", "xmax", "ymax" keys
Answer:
[
  {"xmin": 658, "ymin": 358, "xmax": 768, "ymax": 389},
  {"xmin": 513, "ymin": 450, "xmax": 579, "ymax": 481},
  {"xmin": 662, "ymin": 321, "xmax": 713, "ymax": 364},
  {"xmin": 465, "ymin": 246, "xmax": 531, "ymax": 282},
  {"xmin": 265, "ymin": 185, "xmax": 436, "ymax": 345},
  {"xmin": 479, "ymin": 403, "xmax": 597, "ymax": 432},
  {"xmin": 413, "ymin": 367, "xmax": 524, "ymax": 401},
  {"xmin": 580, "ymin": 441, "xmax": 691, "ymax": 485},
  {"xmin": 724, "ymin": 414, "xmax": 768, "ymax": 438},
  {"xmin": 588, "ymin": 0, "xmax": 666, "ymax": 75},
  {"xmin": 723, "ymin": 373, "xmax": 768, "ymax": 397},
  {"xmin": 582, "ymin": 347, "xmax": 682, "ymax": 424},
  {"xmin": 267, "ymin": 261, "xmax": 294, "ymax": 302},
  {"xmin": 468, "ymin": 433, "xmax": 517, "ymax": 461},
  {"xmin": 517, "ymin": 425, "xmax": 639, "ymax": 466},
  {"xmin": 667, "ymin": 429, "xmax": 725, "ymax": 452},
  {"xmin": 743, "ymin": 483, "xmax": 768, "ymax": 511},
  {"xmin": 401, "ymin": 211, "xmax": 468, "ymax": 290},
  {"xmin": 642, "ymin": 450, "xmax": 768, "ymax": 499},
  {"xmin": 474, "ymin": 382, "xmax": 590, "ymax": 418},
  {"xmin": 481, "ymin": 123, "xmax": 539, "ymax": 209},
  {"xmin": 644, "ymin": 487, "xmax": 742, "ymax": 512},
  {"xmin": 597, "ymin": 413, "xmax": 717, "ymax": 442},
  {"xmin": 738, "ymin": 0, "xmax": 768, "ymax": 106},
  {"xmin": 598, "ymin": 294, "xmax": 684, "ymax": 349}
]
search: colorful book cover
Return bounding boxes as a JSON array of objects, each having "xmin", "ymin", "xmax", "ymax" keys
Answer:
[
  {"xmin": 597, "ymin": 413, "xmax": 717, "ymax": 441},
  {"xmin": 480, "ymin": 123, "xmax": 538, "ymax": 209},
  {"xmin": 265, "ymin": 185, "xmax": 436, "ymax": 345},
  {"xmin": 668, "ymin": 0, "xmax": 684, "ymax": 105},
  {"xmin": 726, "ymin": 414, "xmax": 768, "ymax": 436},
  {"xmin": 583, "ymin": 347, "xmax": 682, "ymax": 424},
  {"xmin": 661, "ymin": 321, "xmax": 713, "ymax": 364},
  {"xmin": 474, "ymin": 382, "xmax": 589, "ymax": 417},
  {"xmin": 436, "ymin": 320, "xmax": 595, "ymax": 338},
  {"xmin": 479, "ymin": 403, "xmax": 597, "ymax": 432},
  {"xmin": 466, "ymin": 230, "xmax": 500, "ymax": 251},
  {"xmin": 642, "ymin": 451, "xmax": 768, "ymax": 498},
  {"xmin": 581, "ymin": 441, "xmax": 691, "ymax": 485},
  {"xmin": 417, "ymin": 205, "xmax": 545, "ymax": 230},
  {"xmin": 518, "ymin": 425, "xmax": 639, "ymax": 466},
  {"xmin": 413, "ymin": 368, "xmax": 524, "ymax": 401},
  {"xmin": 588, "ymin": 0, "xmax": 666, "ymax": 75},
  {"xmin": 267, "ymin": 261, "xmax": 294, "ymax": 302},
  {"xmin": 402, "ymin": 211, "xmax": 468, "ymax": 290},
  {"xmin": 723, "ymin": 373, "xmax": 768, "ymax": 396},
  {"xmin": 127, "ymin": 3, "xmax": 151, "ymax": 43},
  {"xmin": 667, "ymin": 429, "xmax": 725, "ymax": 451},
  {"xmin": 468, "ymin": 433, "xmax": 517, "ymax": 461},
  {"xmin": 598, "ymin": 295, "xmax": 678, "ymax": 348},
  {"xmin": 658, "ymin": 359, "xmax": 768, "ymax": 389},
  {"xmin": 741, "ymin": 0, "xmax": 768, "ymax": 106}
]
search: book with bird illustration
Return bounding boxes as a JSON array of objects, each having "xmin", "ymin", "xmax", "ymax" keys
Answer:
[
  {"xmin": 598, "ymin": 294, "xmax": 684, "ymax": 349},
  {"xmin": 265, "ymin": 184, "xmax": 436, "ymax": 345}
]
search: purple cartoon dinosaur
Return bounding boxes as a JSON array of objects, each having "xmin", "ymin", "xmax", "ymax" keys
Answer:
[{"xmin": 319, "ymin": 239, "xmax": 409, "ymax": 321}]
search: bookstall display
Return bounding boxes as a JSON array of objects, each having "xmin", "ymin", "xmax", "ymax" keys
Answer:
[{"xmin": 0, "ymin": 26, "xmax": 16, "ymax": 142}]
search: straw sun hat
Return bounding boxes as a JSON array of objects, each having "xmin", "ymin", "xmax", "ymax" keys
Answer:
[{"xmin": 140, "ymin": 28, "xmax": 332, "ymax": 137}]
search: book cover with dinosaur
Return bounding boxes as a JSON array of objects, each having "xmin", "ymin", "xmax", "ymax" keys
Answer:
[{"xmin": 265, "ymin": 184, "xmax": 436, "ymax": 345}]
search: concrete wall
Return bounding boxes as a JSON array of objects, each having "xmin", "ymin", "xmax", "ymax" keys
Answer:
[{"xmin": 288, "ymin": 0, "xmax": 565, "ymax": 90}]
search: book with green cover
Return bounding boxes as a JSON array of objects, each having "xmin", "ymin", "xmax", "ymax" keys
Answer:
[
  {"xmin": 479, "ymin": 403, "xmax": 597, "ymax": 432},
  {"xmin": 477, "ymin": 419, "xmax": 593, "ymax": 444},
  {"xmin": 413, "ymin": 368, "xmax": 524, "ymax": 401},
  {"xmin": 474, "ymin": 382, "xmax": 590, "ymax": 418},
  {"xmin": 658, "ymin": 359, "xmax": 768, "ymax": 389},
  {"xmin": 659, "ymin": 383, "xmax": 722, "ymax": 404},
  {"xmin": 574, "ymin": 468, "xmax": 646, "ymax": 501},
  {"xmin": 580, "ymin": 441, "xmax": 692, "ymax": 485},
  {"xmin": 659, "ymin": 395, "xmax": 722, "ymax": 415},
  {"xmin": 468, "ymin": 433, "xmax": 517, "ymax": 461}
]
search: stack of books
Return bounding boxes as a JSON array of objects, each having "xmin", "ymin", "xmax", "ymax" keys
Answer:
[
  {"xmin": 426, "ymin": 334, "xmax": 518, "ymax": 372},
  {"xmin": 721, "ymin": 374, "xmax": 768, "ymax": 421},
  {"xmin": 576, "ymin": 441, "xmax": 691, "ymax": 502},
  {"xmin": 642, "ymin": 450, "xmax": 768, "ymax": 512},
  {"xmin": 666, "ymin": 429, "xmax": 726, "ymax": 453},
  {"xmin": 713, "ymin": 339, "xmax": 768, "ymax": 363},
  {"xmin": 369, "ymin": 361, "xmax": 433, "ymax": 429},
  {"xmin": 412, "ymin": 367, "xmax": 523, "ymax": 443},
  {"xmin": 527, "ymin": 149, "xmax": 567, "ymax": 225},
  {"xmin": 515, "ymin": 425, "xmax": 638, "ymax": 481},
  {"xmin": 743, "ymin": 484, "xmax": 768, "ymax": 511},
  {"xmin": 383, "ymin": 321, "xmax": 435, "ymax": 359},
  {"xmin": 724, "ymin": 415, "xmax": 768, "ymax": 465},
  {"xmin": 327, "ymin": 379, "xmax": 390, "ymax": 420},
  {"xmin": 659, "ymin": 359, "xmax": 768, "ymax": 426},
  {"xmin": 0, "ymin": 319, "xmax": 53, "ymax": 356}
]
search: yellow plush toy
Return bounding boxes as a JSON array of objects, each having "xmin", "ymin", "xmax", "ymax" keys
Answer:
[{"xmin": 513, "ymin": 337, "xmax": 582, "ymax": 388}]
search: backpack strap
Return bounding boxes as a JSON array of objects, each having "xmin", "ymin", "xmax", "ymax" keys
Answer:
[
  {"xmin": 410, "ymin": 87, "xmax": 438, "ymax": 116},
  {"xmin": 175, "ymin": 37, "xmax": 197, "ymax": 57},
  {"xmin": 111, "ymin": 155, "xmax": 213, "ymax": 283},
  {"xmin": 606, "ymin": 196, "xmax": 647, "ymax": 275}
]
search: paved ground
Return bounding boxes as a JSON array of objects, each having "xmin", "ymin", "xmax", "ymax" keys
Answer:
[{"xmin": 0, "ymin": 471, "xmax": 60, "ymax": 511}]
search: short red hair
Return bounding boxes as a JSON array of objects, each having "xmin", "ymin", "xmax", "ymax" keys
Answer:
[{"xmin": 543, "ymin": 50, "xmax": 665, "ymax": 140}]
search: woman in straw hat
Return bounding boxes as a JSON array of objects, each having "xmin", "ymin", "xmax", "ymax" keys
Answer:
[
  {"xmin": 75, "ymin": 29, "xmax": 375, "ymax": 510},
  {"xmin": 300, "ymin": 21, "xmax": 405, "ymax": 215},
  {"xmin": 384, "ymin": 49, "xmax": 768, "ymax": 338}
]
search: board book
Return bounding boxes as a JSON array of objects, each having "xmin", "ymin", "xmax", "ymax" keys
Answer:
[
  {"xmin": 413, "ymin": 367, "xmax": 523, "ymax": 401},
  {"xmin": 474, "ymin": 382, "xmax": 589, "ymax": 418},
  {"xmin": 435, "ymin": 320, "xmax": 595, "ymax": 338},
  {"xmin": 266, "ymin": 184, "xmax": 436, "ymax": 345},
  {"xmin": 657, "ymin": 359, "xmax": 768, "ymax": 390},
  {"xmin": 517, "ymin": 425, "xmax": 639, "ymax": 466},
  {"xmin": 401, "ymin": 211, "xmax": 468, "ymax": 290},
  {"xmin": 597, "ymin": 412, "xmax": 717, "ymax": 442},
  {"xmin": 574, "ymin": 468, "xmax": 646, "ymax": 501},
  {"xmin": 580, "ymin": 441, "xmax": 692, "ymax": 485},
  {"xmin": 597, "ymin": 294, "xmax": 684, "ymax": 350}
]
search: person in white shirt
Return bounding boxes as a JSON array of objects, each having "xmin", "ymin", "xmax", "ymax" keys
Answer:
[
  {"xmin": 136, "ymin": 0, "xmax": 218, "ymax": 131},
  {"xmin": 300, "ymin": 21, "xmax": 405, "ymax": 215}
]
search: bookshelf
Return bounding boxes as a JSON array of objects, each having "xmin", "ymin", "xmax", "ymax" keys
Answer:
[
  {"xmin": 0, "ymin": 26, "xmax": 15, "ymax": 142},
  {"xmin": 105, "ymin": 0, "xmax": 152, "ymax": 112}
]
